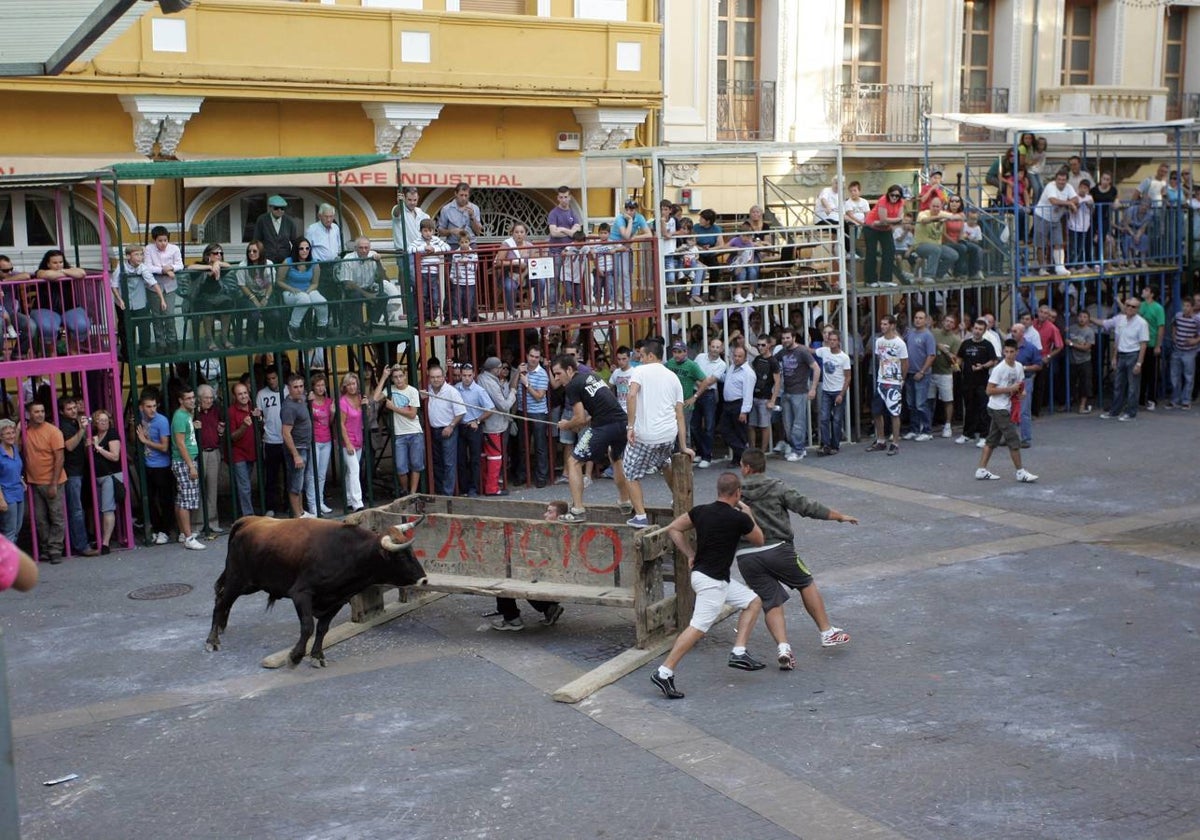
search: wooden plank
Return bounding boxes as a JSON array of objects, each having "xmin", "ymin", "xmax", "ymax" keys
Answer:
[
  {"xmin": 669, "ymin": 452, "xmax": 696, "ymax": 628},
  {"xmin": 260, "ymin": 592, "xmax": 448, "ymax": 669},
  {"xmin": 416, "ymin": 573, "xmax": 635, "ymax": 608},
  {"xmin": 552, "ymin": 604, "xmax": 736, "ymax": 704},
  {"xmin": 349, "ymin": 584, "xmax": 387, "ymax": 622}
]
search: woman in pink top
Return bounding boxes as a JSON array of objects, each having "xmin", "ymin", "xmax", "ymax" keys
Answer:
[
  {"xmin": 309, "ymin": 372, "xmax": 335, "ymax": 515},
  {"xmin": 339, "ymin": 371, "xmax": 365, "ymax": 512}
]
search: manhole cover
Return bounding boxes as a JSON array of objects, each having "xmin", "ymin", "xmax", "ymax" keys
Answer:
[{"xmin": 128, "ymin": 583, "xmax": 193, "ymax": 600}]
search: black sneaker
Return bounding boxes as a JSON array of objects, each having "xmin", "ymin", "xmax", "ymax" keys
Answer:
[
  {"xmin": 886, "ymin": 442, "xmax": 899, "ymax": 456},
  {"xmin": 865, "ymin": 440, "xmax": 886, "ymax": 452},
  {"xmin": 727, "ymin": 652, "xmax": 766, "ymax": 671},
  {"xmin": 651, "ymin": 672, "xmax": 684, "ymax": 699},
  {"xmin": 540, "ymin": 603, "xmax": 564, "ymax": 626}
]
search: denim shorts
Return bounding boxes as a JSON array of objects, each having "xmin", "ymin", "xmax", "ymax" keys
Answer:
[{"xmin": 393, "ymin": 433, "xmax": 425, "ymax": 474}]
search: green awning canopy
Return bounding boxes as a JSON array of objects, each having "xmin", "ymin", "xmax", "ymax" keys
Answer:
[{"xmin": 107, "ymin": 154, "xmax": 394, "ymax": 181}]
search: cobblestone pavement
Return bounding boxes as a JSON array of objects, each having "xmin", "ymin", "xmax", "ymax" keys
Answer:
[{"xmin": 2, "ymin": 408, "xmax": 1198, "ymax": 839}]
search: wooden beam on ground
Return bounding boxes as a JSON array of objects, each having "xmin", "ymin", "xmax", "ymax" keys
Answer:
[
  {"xmin": 551, "ymin": 604, "xmax": 736, "ymax": 704},
  {"xmin": 416, "ymin": 573, "xmax": 635, "ymax": 608},
  {"xmin": 260, "ymin": 592, "xmax": 448, "ymax": 669}
]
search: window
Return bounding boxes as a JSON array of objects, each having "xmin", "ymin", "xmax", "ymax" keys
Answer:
[
  {"xmin": 1164, "ymin": 7, "xmax": 1188, "ymax": 119},
  {"xmin": 842, "ymin": 0, "xmax": 885, "ymax": 85},
  {"xmin": 716, "ymin": 0, "xmax": 773, "ymax": 140},
  {"xmin": 0, "ymin": 196, "xmax": 14, "ymax": 248},
  {"xmin": 961, "ymin": 0, "xmax": 992, "ymax": 97},
  {"xmin": 1061, "ymin": 0, "xmax": 1095, "ymax": 86},
  {"xmin": 460, "ymin": 0, "xmax": 525, "ymax": 11}
]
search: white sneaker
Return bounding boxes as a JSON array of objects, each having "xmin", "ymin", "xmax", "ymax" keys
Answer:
[
  {"xmin": 1015, "ymin": 469, "xmax": 1039, "ymax": 483},
  {"xmin": 319, "ymin": 504, "xmax": 333, "ymax": 515},
  {"xmin": 1037, "ymin": 268, "xmax": 1049, "ymax": 277},
  {"xmin": 265, "ymin": 509, "xmax": 275, "ymax": 518},
  {"xmin": 975, "ymin": 468, "xmax": 1000, "ymax": 480},
  {"xmin": 954, "ymin": 435, "xmax": 968, "ymax": 444},
  {"xmin": 1054, "ymin": 265, "xmax": 1071, "ymax": 276},
  {"xmin": 184, "ymin": 535, "xmax": 208, "ymax": 550},
  {"xmin": 1145, "ymin": 401, "xmax": 1156, "ymax": 412},
  {"xmin": 299, "ymin": 511, "xmax": 316, "ymax": 519},
  {"xmin": 450, "ymin": 319, "xmax": 460, "ymax": 326},
  {"xmin": 975, "ymin": 438, "xmax": 987, "ymax": 448},
  {"xmin": 902, "ymin": 431, "xmax": 917, "ymax": 440},
  {"xmin": 914, "ymin": 433, "xmax": 933, "ymax": 442},
  {"xmin": 583, "ymin": 475, "xmax": 593, "ymax": 489},
  {"xmin": 772, "ymin": 441, "xmax": 789, "ymax": 454},
  {"xmin": 153, "ymin": 531, "xmax": 169, "ymax": 545},
  {"xmin": 178, "ymin": 533, "xmax": 187, "ymax": 543},
  {"xmin": 1117, "ymin": 414, "xmax": 1133, "ymax": 422},
  {"xmin": 785, "ymin": 451, "xmax": 802, "ymax": 462},
  {"xmin": 941, "ymin": 425, "xmax": 952, "ymax": 438},
  {"xmin": 733, "ymin": 293, "xmax": 747, "ymax": 304},
  {"xmin": 697, "ymin": 459, "xmax": 710, "ymax": 468}
]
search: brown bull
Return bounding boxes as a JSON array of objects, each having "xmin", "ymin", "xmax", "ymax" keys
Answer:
[{"xmin": 205, "ymin": 516, "xmax": 427, "ymax": 666}]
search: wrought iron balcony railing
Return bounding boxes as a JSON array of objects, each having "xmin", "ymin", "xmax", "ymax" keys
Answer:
[
  {"xmin": 717, "ymin": 80, "xmax": 776, "ymax": 141},
  {"xmin": 958, "ymin": 87, "xmax": 1010, "ymax": 142},
  {"xmin": 826, "ymin": 83, "xmax": 931, "ymax": 143}
]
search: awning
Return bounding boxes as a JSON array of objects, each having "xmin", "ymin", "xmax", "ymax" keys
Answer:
[
  {"xmin": 0, "ymin": 155, "xmax": 151, "ymax": 188},
  {"xmin": 0, "ymin": 0, "xmax": 151, "ymax": 77},
  {"xmin": 927, "ymin": 112, "xmax": 1199, "ymax": 135},
  {"xmin": 178, "ymin": 158, "xmax": 644, "ymax": 190}
]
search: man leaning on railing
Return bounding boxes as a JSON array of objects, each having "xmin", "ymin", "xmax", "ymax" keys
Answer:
[{"xmin": 339, "ymin": 237, "xmax": 387, "ymax": 335}]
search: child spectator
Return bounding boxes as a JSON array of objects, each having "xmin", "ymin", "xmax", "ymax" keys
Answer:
[
  {"xmin": 559, "ymin": 230, "xmax": 591, "ymax": 311},
  {"xmin": 408, "ymin": 218, "xmax": 449, "ymax": 327},
  {"xmin": 591, "ymin": 222, "xmax": 618, "ymax": 311},
  {"xmin": 115, "ymin": 244, "xmax": 167, "ymax": 357},
  {"xmin": 893, "ymin": 213, "xmax": 917, "ymax": 280},
  {"xmin": 449, "ymin": 234, "xmax": 479, "ymax": 325},
  {"xmin": 1067, "ymin": 179, "xmax": 1095, "ymax": 271},
  {"xmin": 727, "ymin": 222, "xmax": 757, "ymax": 303}
]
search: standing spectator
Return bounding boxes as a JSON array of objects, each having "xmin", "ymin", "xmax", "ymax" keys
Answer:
[
  {"xmin": 426, "ymin": 364, "xmax": 465, "ymax": 496},
  {"xmin": 455, "ymin": 362, "xmax": 493, "ymax": 498},
  {"xmin": 280, "ymin": 373, "xmax": 315, "ymax": 520},
  {"xmin": 691, "ymin": 337, "xmax": 728, "ymax": 469},
  {"xmin": 592, "ymin": 223, "xmax": 619, "ymax": 310},
  {"xmin": 256, "ymin": 367, "xmax": 285, "ymax": 516},
  {"xmin": 305, "ymin": 203, "xmax": 342, "ymax": 265},
  {"xmin": 309, "ymin": 373, "xmax": 335, "ymax": 514},
  {"xmin": 1066, "ymin": 310, "xmax": 1097, "ymax": 413},
  {"xmin": 547, "ymin": 185, "xmax": 583, "ymax": 309},
  {"xmin": 559, "ymin": 231, "xmax": 590, "ymax": 312},
  {"xmin": 227, "ymin": 381, "xmax": 258, "ymax": 519},
  {"xmin": 1139, "ymin": 285, "xmax": 1166, "ymax": 410},
  {"xmin": 0, "ymin": 419, "xmax": 25, "ymax": 545},
  {"xmin": 114, "ymin": 244, "xmax": 166, "ymax": 356},
  {"xmin": 902, "ymin": 310, "xmax": 936, "ymax": 441},
  {"xmin": 515, "ymin": 346, "xmax": 550, "ymax": 488},
  {"xmin": 135, "ymin": 391, "xmax": 174, "ymax": 544},
  {"xmin": 144, "ymin": 226, "xmax": 183, "ymax": 354},
  {"xmin": 1033, "ymin": 305, "xmax": 1064, "ymax": 415},
  {"xmin": 478, "ymin": 357, "xmax": 515, "ymax": 496},
  {"xmin": 277, "ymin": 238, "xmax": 329, "ymax": 342},
  {"xmin": 25, "ymin": 401, "xmax": 67, "ymax": 562},
  {"xmin": 777, "ymin": 327, "xmax": 821, "ymax": 461},
  {"xmin": 410, "ymin": 218, "xmax": 450, "ymax": 327},
  {"xmin": 975, "ymin": 339, "xmax": 1040, "ymax": 483},
  {"xmin": 665, "ymin": 341, "xmax": 707, "ymax": 445},
  {"xmin": 622, "ymin": 339, "xmax": 690, "ymax": 528},
  {"xmin": 1096, "ymin": 296, "xmax": 1150, "ymax": 420},
  {"xmin": 253, "ymin": 195, "xmax": 300, "ymax": 265},
  {"xmin": 436, "ymin": 182, "xmax": 484, "ymax": 248},
  {"xmin": 748, "ymin": 335, "xmax": 780, "ymax": 452},
  {"xmin": 391, "ymin": 186, "xmax": 428, "ymax": 253},
  {"xmin": 862, "ymin": 185, "xmax": 907, "ymax": 288},
  {"xmin": 608, "ymin": 346, "xmax": 636, "ymax": 412},
  {"xmin": 1167, "ymin": 297, "xmax": 1199, "ymax": 409},
  {"xmin": 339, "ymin": 372, "xmax": 366, "ymax": 513},
  {"xmin": 90, "ymin": 409, "xmax": 122, "ymax": 554},
  {"xmin": 194, "ymin": 384, "xmax": 226, "ymax": 534},
  {"xmin": 718, "ymin": 344, "xmax": 754, "ymax": 467},
  {"xmin": 376, "ymin": 365, "xmax": 424, "ymax": 497},
  {"xmin": 1067, "ymin": 179, "xmax": 1095, "ymax": 270},
  {"xmin": 610, "ymin": 199, "xmax": 651, "ymax": 307},
  {"xmin": 866, "ymin": 314, "xmax": 908, "ymax": 455},
  {"xmin": 58, "ymin": 396, "xmax": 98, "ymax": 556},
  {"xmin": 956, "ymin": 318, "xmax": 998, "ymax": 444},
  {"xmin": 1011, "ymin": 323, "xmax": 1041, "ymax": 447},
  {"xmin": 449, "ymin": 234, "xmax": 480, "ymax": 325},
  {"xmin": 170, "ymin": 387, "xmax": 207, "ymax": 551},
  {"xmin": 930, "ymin": 314, "xmax": 962, "ymax": 438},
  {"xmin": 815, "ymin": 329, "xmax": 852, "ymax": 455}
]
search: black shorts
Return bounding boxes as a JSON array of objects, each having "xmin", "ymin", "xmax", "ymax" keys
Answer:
[
  {"xmin": 573, "ymin": 421, "xmax": 627, "ymax": 464},
  {"xmin": 736, "ymin": 542, "xmax": 814, "ymax": 612}
]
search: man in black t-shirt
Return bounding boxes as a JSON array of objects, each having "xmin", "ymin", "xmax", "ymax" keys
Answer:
[
  {"xmin": 956, "ymin": 318, "xmax": 999, "ymax": 444},
  {"xmin": 652, "ymin": 472, "xmax": 766, "ymax": 700},
  {"xmin": 749, "ymin": 338, "xmax": 781, "ymax": 452},
  {"xmin": 550, "ymin": 354, "xmax": 631, "ymax": 524}
]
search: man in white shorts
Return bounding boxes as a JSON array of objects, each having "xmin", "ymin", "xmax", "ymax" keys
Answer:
[
  {"xmin": 623, "ymin": 339, "xmax": 693, "ymax": 528},
  {"xmin": 652, "ymin": 472, "xmax": 765, "ymax": 700}
]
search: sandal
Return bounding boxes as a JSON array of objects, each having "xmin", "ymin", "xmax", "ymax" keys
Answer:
[{"xmin": 207, "ymin": 343, "xmax": 219, "ymax": 351}]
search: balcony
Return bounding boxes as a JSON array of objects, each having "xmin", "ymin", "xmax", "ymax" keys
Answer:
[
  {"xmin": 958, "ymin": 87, "xmax": 1010, "ymax": 142},
  {"xmin": 826, "ymin": 83, "xmax": 931, "ymax": 144},
  {"xmin": 1167, "ymin": 91, "xmax": 1200, "ymax": 121},
  {"xmin": 1038, "ymin": 86, "xmax": 1168, "ymax": 121},
  {"xmin": 716, "ymin": 80, "xmax": 776, "ymax": 141}
]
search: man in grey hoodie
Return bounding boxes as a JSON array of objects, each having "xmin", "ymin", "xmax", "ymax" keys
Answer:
[
  {"xmin": 736, "ymin": 447, "xmax": 857, "ymax": 670},
  {"xmin": 479, "ymin": 357, "xmax": 516, "ymax": 497}
]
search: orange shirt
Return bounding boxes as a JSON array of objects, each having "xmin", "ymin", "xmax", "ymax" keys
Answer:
[{"xmin": 24, "ymin": 422, "xmax": 65, "ymax": 486}]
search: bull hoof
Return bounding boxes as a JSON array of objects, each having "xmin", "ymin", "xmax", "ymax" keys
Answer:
[
  {"xmin": 287, "ymin": 653, "xmax": 303, "ymax": 668},
  {"xmin": 205, "ymin": 641, "xmax": 219, "ymax": 652},
  {"xmin": 308, "ymin": 656, "xmax": 327, "ymax": 669}
]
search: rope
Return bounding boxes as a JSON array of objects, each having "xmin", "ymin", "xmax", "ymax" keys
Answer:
[{"xmin": 397, "ymin": 382, "xmax": 562, "ymax": 428}]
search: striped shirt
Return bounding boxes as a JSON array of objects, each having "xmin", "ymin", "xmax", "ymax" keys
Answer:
[{"xmin": 1173, "ymin": 311, "xmax": 1200, "ymax": 352}]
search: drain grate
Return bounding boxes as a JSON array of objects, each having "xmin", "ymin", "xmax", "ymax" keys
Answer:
[{"xmin": 128, "ymin": 583, "xmax": 194, "ymax": 600}]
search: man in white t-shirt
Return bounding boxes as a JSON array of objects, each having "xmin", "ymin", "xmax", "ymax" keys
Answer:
[
  {"xmin": 255, "ymin": 367, "xmax": 285, "ymax": 516},
  {"xmin": 865, "ymin": 315, "xmax": 908, "ymax": 455},
  {"xmin": 976, "ymin": 338, "xmax": 1038, "ymax": 483},
  {"xmin": 623, "ymin": 339, "xmax": 693, "ymax": 528},
  {"xmin": 815, "ymin": 329, "xmax": 852, "ymax": 455},
  {"xmin": 378, "ymin": 365, "xmax": 424, "ymax": 495},
  {"xmin": 1033, "ymin": 168, "xmax": 1079, "ymax": 276},
  {"xmin": 608, "ymin": 346, "xmax": 635, "ymax": 412}
]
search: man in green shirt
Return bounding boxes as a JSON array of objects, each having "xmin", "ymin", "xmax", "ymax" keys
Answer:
[
  {"xmin": 666, "ymin": 341, "xmax": 708, "ymax": 448},
  {"xmin": 171, "ymin": 388, "xmax": 207, "ymax": 551},
  {"xmin": 930, "ymin": 313, "xmax": 963, "ymax": 437},
  {"xmin": 1139, "ymin": 284, "xmax": 1166, "ymax": 410}
]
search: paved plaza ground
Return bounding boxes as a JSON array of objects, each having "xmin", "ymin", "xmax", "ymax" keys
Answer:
[{"xmin": 2, "ymin": 406, "xmax": 1198, "ymax": 840}]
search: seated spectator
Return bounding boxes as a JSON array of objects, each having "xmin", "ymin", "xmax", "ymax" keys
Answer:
[
  {"xmin": 237, "ymin": 240, "xmax": 275, "ymax": 344},
  {"xmin": 339, "ymin": 236, "xmax": 387, "ymax": 334},
  {"xmin": 1120, "ymin": 191, "xmax": 1152, "ymax": 267},
  {"xmin": 942, "ymin": 195, "xmax": 983, "ymax": 281},
  {"xmin": 914, "ymin": 198, "xmax": 960, "ymax": 283},
  {"xmin": 32, "ymin": 250, "xmax": 92, "ymax": 352},
  {"xmin": 276, "ymin": 238, "xmax": 329, "ymax": 341},
  {"xmin": 190, "ymin": 243, "xmax": 236, "ymax": 350},
  {"xmin": 495, "ymin": 222, "xmax": 531, "ymax": 319}
]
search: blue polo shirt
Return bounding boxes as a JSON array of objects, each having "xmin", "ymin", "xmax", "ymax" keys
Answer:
[
  {"xmin": 143, "ymin": 412, "xmax": 172, "ymax": 468},
  {"xmin": 1015, "ymin": 341, "xmax": 1040, "ymax": 379}
]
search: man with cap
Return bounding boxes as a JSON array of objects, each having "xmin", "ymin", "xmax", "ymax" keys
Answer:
[
  {"xmin": 918, "ymin": 170, "xmax": 948, "ymax": 211},
  {"xmin": 253, "ymin": 195, "xmax": 300, "ymax": 264},
  {"xmin": 665, "ymin": 340, "xmax": 708, "ymax": 449},
  {"xmin": 455, "ymin": 362, "xmax": 494, "ymax": 498},
  {"xmin": 478, "ymin": 357, "xmax": 516, "ymax": 496}
]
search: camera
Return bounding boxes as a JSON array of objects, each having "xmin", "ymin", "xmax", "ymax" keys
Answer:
[{"xmin": 81, "ymin": 416, "xmax": 91, "ymax": 425}]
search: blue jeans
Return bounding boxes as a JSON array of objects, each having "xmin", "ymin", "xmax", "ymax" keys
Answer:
[
  {"xmin": 905, "ymin": 375, "xmax": 932, "ymax": 434},
  {"xmin": 503, "ymin": 272, "xmax": 520, "ymax": 316},
  {"xmin": 690, "ymin": 391, "xmax": 718, "ymax": 460},
  {"xmin": 818, "ymin": 390, "xmax": 844, "ymax": 450},
  {"xmin": 450, "ymin": 284, "xmax": 476, "ymax": 322},
  {"xmin": 1112, "ymin": 352, "xmax": 1141, "ymax": 417},
  {"xmin": 232, "ymin": 460, "xmax": 253, "ymax": 517},
  {"xmin": 1019, "ymin": 375, "xmax": 1034, "ymax": 442},
  {"xmin": 65, "ymin": 474, "xmax": 90, "ymax": 552},
  {"xmin": 1, "ymin": 498, "xmax": 24, "ymax": 543},
  {"xmin": 432, "ymin": 427, "xmax": 459, "ymax": 495},
  {"xmin": 1170, "ymin": 350, "xmax": 1197, "ymax": 406},
  {"xmin": 780, "ymin": 392, "xmax": 811, "ymax": 454}
]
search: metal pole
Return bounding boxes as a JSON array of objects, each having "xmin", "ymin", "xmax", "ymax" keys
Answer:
[{"xmin": 0, "ymin": 629, "xmax": 19, "ymax": 840}]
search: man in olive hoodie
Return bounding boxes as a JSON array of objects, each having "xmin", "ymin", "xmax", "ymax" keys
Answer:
[{"xmin": 736, "ymin": 448, "xmax": 857, "ymax": 670}]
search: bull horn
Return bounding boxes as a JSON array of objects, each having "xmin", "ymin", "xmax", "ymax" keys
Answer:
[
  {"xmin": 397, "ymin": 514, "xmax": 426, "ymax": 536},
  {"xmin": 381, "ymin": 515, "xmax": 426, "ymax": 552}
]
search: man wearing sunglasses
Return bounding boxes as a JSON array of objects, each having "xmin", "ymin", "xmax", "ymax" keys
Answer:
[
  {"xmin": 862, "ymin": 185, "xmax": 907, "ymax": 288},
  {"xmin": 1096, "ymin": 296, "xmax": 1150, "ymax": 421}
]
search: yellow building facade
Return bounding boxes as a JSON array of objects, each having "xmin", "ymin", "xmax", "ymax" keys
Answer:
[{"xmin": 0, "ymin": 0, "xmax": 662, "ymax": 266}]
